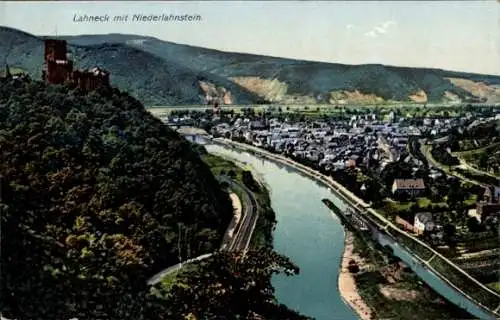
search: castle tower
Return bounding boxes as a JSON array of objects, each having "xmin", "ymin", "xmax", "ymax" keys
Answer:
[
  {"xmin": 44, "ymin": 39, "xmax": 67, "ymax": 61},
  {"xmin": 43, "ymin": 39, "xmax": 73, "ymax": 84}
]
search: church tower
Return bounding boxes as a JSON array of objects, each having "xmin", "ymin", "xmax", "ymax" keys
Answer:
[{"xmin": 4, "ymin": 63, "xmax": 11, "ymax": 78}]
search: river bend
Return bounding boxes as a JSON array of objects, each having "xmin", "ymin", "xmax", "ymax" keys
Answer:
[{"xmin": 206, "ymin": 144, "xmax": 358, "ymax": 320}]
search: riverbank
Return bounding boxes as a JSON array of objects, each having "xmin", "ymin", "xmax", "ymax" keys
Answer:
[
  {"xmin": 339, "ymin": 231, "xmax": 373, "ymax": 320},
  {"xmin": 323, "ymin": 198, "xmax": 471, "ymax": 319},
  {"xmin": 206, "ymin": 143, "xmax": 360, "ymax": 319},
  {"xmin": 146, "ymin": 144, "xmax": 314, "ymax": 318},
  {"xmin": 220, "ymin": 193, "xmax": 242, "ymax": 249},
  {"xmin": 348, "ymin": 230, "xmax": 476, "ymax": 320},
  {"xmin": 213, "ymin": 139, "xmax": 492, "ymax": 319},
  {"xmin": 203, "ymin": 150, "xmax": 276, "ymax": 248}
]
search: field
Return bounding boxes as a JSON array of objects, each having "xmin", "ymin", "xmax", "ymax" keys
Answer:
[
  {"xmin": 146, "ymin": 104, "xmax": 491, "ymax": 119},
  {"xmin": 349, "ymin": 222, "xmax": 476, "ymax": 320},
  {"xmin": 455, "ymin": 142, "xmax": 500, "ymax": 157},
  {"xmin": 0, "ymin": 67, "xmax": 25, "ymax": 77},
  {"xmin": 429, "ymin": 255, "xmax": 500, "ymax": 310},
  {"xmin": 454, "ymin": 142, "xmax": 500, "ymax": 177},
  {"xmin": 422, "ymin": 144, "xmax": 499, "ymax": 186},
  {"xmin": 488, "ymin": 282, "xmax": 500, "ymax": 294}
]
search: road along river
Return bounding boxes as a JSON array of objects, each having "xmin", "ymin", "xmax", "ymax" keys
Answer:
[
  {"xmin": 206, "ymin": 144, "xmax": 358, "ymax": 320},
  {"xmin": 204, "ymin": 140, "xmax": 498, "ymax": 320}
]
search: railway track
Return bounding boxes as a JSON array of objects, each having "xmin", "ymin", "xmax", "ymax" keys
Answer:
[{"xmin": 218, "ymin": 175, "xmax": 259, "ymax": 252}]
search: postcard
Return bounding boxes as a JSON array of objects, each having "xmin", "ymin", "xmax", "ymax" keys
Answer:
[{"xmin": 1, "ymin": 2, "xmax": 499, "ymax": 320}]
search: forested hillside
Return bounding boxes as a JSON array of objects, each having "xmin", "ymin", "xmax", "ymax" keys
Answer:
[
  {"xmin": 0, "ymin": 77, "xmax": 235, "ymax": 318},
  {"xmin": 60, "ymin": 32, "xmax": 500, "ymax": 104},
  {"xmin": 0, "ymin": 77, "xmax": 311, "ymax": 319},
  {"xmin": 0, "ymin": 26, "xmax": 260, "ymax": 106}
]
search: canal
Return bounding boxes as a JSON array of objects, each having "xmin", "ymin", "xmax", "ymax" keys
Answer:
[{"xmin": 205, "ymin": 144, "xmax": 357, "ymax": 320}]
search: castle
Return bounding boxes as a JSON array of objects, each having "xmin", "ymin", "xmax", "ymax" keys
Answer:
[{"xmin": 42, "ymin": 39, "xmax": 110, "ymax": 91}]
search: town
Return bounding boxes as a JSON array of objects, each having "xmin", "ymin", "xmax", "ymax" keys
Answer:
[{"xmin": 156, "ymin": 104, "xmax": 500, "ymax": 296}]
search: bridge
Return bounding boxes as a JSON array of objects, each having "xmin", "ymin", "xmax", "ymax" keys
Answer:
[
  {"xmin": 175, "ymin": 127, "xmax": 212, "ymax": 144},
  {"xmin": 168, "ymin": 123, "xmax": 197, "ymax": 129},
  {"xmin": 183, "ymin": 134, "xmax": 211, "ymax": 145}
]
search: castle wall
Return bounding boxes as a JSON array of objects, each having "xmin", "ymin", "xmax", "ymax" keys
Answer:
[{"xmin": 43, "ymin": 39, "xmax": 110, "ymax": 90}]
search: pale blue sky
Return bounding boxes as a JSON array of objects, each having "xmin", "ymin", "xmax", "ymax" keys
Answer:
[{"xmin": 2, "ymin": 1, "xmax": 499, "ymax": 75}]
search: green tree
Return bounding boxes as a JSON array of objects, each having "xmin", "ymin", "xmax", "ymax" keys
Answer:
[
  {"xmin": 151, "ymin": 250, "xmax": 312, "ymax": 319},
  {"xmin": 242, "ymin": 170, "xmax": 259, "ymax": 191},
  {"xmin": 466, "ymin": 217, "xmax": 483, "ymax": 233},
  {"xmin": 443, "ymin": 223, "xmax": 457, "ymax": 247},
  {"xmin": 447, "ymin": 179, "xmax": 463, "ymax": 209},
  {"xmin": 0, "ymin": 78, "xmax": 235, "ymax": 319},
  {"xmin": 227, "ymin": 169, "xmax": 236, "ymax": 179},
  {"xmin": 478, "ymin": 152, "xmax": 488, "ymax": 170}
]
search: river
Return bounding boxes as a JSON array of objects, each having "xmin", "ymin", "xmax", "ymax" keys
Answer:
[
  {"xmin": 205, "ymin": 144, "xmax": 358, "ymax": 320},
  {"xmin": 204, "ymin": 141, "xmax": 498, "ymax": 320}
]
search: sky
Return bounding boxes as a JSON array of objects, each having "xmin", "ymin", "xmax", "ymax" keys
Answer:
[{"xmin": 1, "ymin": 1, "xmax": 499, "ymax": 75}]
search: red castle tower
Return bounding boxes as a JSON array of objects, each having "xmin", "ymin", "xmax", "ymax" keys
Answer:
[
  {"xmin": 42, "ymin": 39, "xmax": 110, "ymax": 91},
  {"xmin": 42, "ymin": 39, "xmax": 73, "ymax": 84}
]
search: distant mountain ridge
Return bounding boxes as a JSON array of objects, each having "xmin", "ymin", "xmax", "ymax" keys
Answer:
[
  {"xmin": 2, "ymin": 26, "xmax": 500, "ymax": 106},
  {"xmin": 0, "ymin": 27, "xmax": 260, "ymax": 106}
]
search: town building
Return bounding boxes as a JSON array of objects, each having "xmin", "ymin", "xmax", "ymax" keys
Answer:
[
  {"xmin": 395, "ymin": 215, "xmax": 415, "ymax": 232},
  {"xmin": 414, "ymin": 212, "xmax": 435, "ymax": 235},
  {"xmin": 483, "ymin": 186, "xmax": 500, "ymax": 204},
  {"xmin": 467, "ymin": 208, "xmax": 482, "ymax": 222},
  {"xmin": 476, "ymin": 202, "xmax": 500, "ymax": 222},
  {"xmin": 391, "ymin": 178, "xmax": 426, "ymax": 196}
]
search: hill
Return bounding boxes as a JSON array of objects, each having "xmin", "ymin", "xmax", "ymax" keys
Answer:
[
  {"xmin": 0, "ymin": 76, "xmax": 235, "ymax": 318},
  {"xmin": 2, "ymin": 26, "xmax": 500, "ymax": 106},
  {"xmin": 0, "ymin": 26, "xmax": 261, "ymax": 106},
  {"xmin": 59, "ymin": 32, "xmax": 500, "ymax": 105},
  {"xmin": 0, "ymin": 76, "xmax": 312, "ymax": 319}
]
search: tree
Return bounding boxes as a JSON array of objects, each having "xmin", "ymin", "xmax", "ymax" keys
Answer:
[
  {"xmin": 151, "ymin": 250, "xmax": 312, "ymax": 319},
  {"xmin": 381, "ymin": 161, "xmax": 413, "ymax": 190},
  {"xmin": 242, "ymin": 170, "xmax": 259, "ymax": 191},
  {"xmin": 227, "ymin": 169, "xmax": 236, "ymax": 179},
  {"xmin": 347, "ymin": 260, "xmax": 360, "ymax": 273},
  {"xmin": 478, "ymin": 152, "xmax": 488, "ymax": 170},
  {"xmin": 447, "ymin": 179, "xmax": 463, "ymax": 209},
  {"xmin": 443, "ymin": 223, "xmax": 457, "ymax": 247},
  {"xmin": 0, "ymin": 78, "xmax": 236, "ymax": 319},
  {"xmin": 483, "ymin": 216, "xmax": 499, "ymax": 235},
  {"xmin": 466, "ymin": 217, "xmax": 483, "ymax": 232}
]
